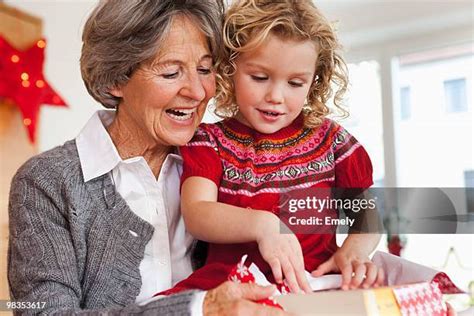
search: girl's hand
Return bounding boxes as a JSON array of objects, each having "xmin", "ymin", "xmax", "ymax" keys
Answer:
[
  {"xmin": 255, "ymin": 212, "xmax": 312, "ymax": 294},
  {"xmin": 310, "ymin": 247, "xmax": 384, "ymax": 290}
]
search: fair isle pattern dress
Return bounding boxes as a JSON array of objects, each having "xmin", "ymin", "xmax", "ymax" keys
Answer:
[{"xmin": 169, "ymin": 114, "xmax": 373, "ymax": 292}]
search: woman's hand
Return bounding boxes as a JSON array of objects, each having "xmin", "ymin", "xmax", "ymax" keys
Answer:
[
  {"xmin": 311, "ymin": 246, "xmax": 384, "ymax": 290},
  {"xmin": 255, "ymin": 212, "xmax": 312, "ymax": 294},
  {"xmin": 204, "ymin": 282, "xmax": 294, "ymax": 316}
]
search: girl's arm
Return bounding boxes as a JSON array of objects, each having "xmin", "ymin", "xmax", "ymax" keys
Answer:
[
  {"xmin": 181, "ymin": 176, "xmax": 312, "ymax": 293},
  {"xmin": 321, "ymin": 192, "xmax": 384, "ymax": 289},
  {"xmin": 321, "ymin": 126, "xmax": 384, "ymax": 289},
  {"xmin": 181, "ymin": 176, "xmax": 276, "ymax": 243}
]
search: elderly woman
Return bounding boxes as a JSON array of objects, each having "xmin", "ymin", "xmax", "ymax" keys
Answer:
[{"xmin": 8, "ymin": 1, "xmax": 286, "ymax": 315}]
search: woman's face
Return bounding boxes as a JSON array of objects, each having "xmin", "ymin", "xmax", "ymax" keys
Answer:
[{"xmin": 111, "ymin": 15, "xmax": 216, "ymax": 146}]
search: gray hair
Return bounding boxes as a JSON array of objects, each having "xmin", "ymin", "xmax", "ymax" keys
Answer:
[{"xmin": 80, "ymin": 0, "xmax": 225, "ymax": 108}]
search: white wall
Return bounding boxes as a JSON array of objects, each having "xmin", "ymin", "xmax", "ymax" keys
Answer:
[{"xmin": 5, "ymin": 0, "xmax": 99, "ymax": 152}]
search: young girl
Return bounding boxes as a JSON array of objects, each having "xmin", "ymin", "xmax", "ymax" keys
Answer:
[{"xmin": 173, "ymin": 0, "xmax": 383, "ymax": 294}]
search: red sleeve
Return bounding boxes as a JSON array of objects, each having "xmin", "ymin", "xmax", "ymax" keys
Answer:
[
  {"xmin": 179, "ymin": 125, "xmax": 222, "ymax": 188},
  {"xmin": 333, "ymin": 125, "xmax": 373, "ymax": 189},
  {"xmin": 335, "ymin": 146, "xmax": 373, "ymax": 188}
]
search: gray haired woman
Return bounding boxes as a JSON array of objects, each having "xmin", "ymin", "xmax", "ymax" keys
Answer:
[{"xmin": 8, "ymin": 1, "xmax": 287, "ymax": 315}]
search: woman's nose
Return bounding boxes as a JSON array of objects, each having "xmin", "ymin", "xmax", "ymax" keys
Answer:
[
  {"xmin": 265, "ymin": 84, "xmax": 284, "ymax": 104},
  {"xmin": 181, "ymin": 72, "xmax": 206, "ymax": 101}
]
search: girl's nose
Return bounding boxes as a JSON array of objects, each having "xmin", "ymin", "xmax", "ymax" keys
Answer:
[{"xmin": 265, "ymin": 84, "xmax": 284, "ymax": 104}]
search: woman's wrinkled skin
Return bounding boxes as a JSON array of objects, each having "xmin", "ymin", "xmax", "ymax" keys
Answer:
[{"xmin": 109, "ymin": 15, "xmax": 216, "ymax": 176}]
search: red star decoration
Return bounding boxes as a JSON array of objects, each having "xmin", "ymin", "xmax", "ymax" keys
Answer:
[{"xmin": 0, "ymin": 35, "xmax": 67, "ymax": 143}]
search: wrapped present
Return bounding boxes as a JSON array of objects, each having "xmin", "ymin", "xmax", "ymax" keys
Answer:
[
  {"xmin": 228, "ymin": 255, "xmax": 288, "ymax": 308},
  {"xmin": 227, "ymin": 251, "xmax": 463, "ymax": 315}
]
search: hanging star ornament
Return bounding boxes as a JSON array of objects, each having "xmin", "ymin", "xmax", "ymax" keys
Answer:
[{"xmin": 0, "ymin": 35, "xmax": 67, "ymax": 143}]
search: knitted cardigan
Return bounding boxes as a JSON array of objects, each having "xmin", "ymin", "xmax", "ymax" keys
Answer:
[{"xmin": 8, "ymin": 140, "xmax": 195, "ymax": 315}]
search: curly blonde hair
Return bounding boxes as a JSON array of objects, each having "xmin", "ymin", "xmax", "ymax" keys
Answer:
[{"xmin": 215, "ymin": 0, "xmax": 348, "ymax": 127}]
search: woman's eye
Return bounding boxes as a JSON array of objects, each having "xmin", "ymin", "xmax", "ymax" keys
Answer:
[
  {"xmin": 289, "ymin": 81, "xmax": 304, "ymax": 87},
  {"xmin": 162, "ymin": 72, "xmax": 179, "ymax": 79},
  {"xmin": 198, "ymin": 67, "xmax": 212, "ymax": 75},
  {"xmin": 251, "ymin": 75, "xmax": 268, "ymax": 81}
]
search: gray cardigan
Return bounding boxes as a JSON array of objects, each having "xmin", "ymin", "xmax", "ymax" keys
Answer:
[{"xmin": 8, "ymin": 140, "xmax": 196, "ymax": 315}]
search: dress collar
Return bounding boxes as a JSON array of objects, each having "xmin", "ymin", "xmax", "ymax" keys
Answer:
[{"xmin": 223, "ymin": 112, "xmax": 306, "ymax": 142}]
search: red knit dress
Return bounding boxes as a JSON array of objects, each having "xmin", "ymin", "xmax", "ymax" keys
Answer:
[{"xmin": 168, "ymin": 114, "xmax": 373, "ymax": 293}]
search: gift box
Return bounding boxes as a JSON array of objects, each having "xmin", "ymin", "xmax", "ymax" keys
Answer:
[
  {"xmin": 228, "ymin": 251, "xmax": 464, "ymax": 316},
  {"xmin": 276, "ymin": 281, "xmax": 447, "ymax": 315}
]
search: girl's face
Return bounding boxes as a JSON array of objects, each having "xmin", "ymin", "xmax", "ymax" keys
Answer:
[{"xmin": 232, "ymin": 34, "xmax": 317, "ymax": 134}]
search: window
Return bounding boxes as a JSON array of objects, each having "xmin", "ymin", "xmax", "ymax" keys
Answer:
[
  {"xmin": 395, "ymin": 47, "xmax": 473, "ymax": 187},
  {"xmin": 400, "ymin": 87, "xmax": 411, "ymax": 120},
  {"xmin": 444, "ymin": 78, "xmax": 467, "ymax": 113}
]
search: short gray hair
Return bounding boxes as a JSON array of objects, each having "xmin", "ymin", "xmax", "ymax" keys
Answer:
[{"xmin": 80, "ymin": 0, "xmax": 225, "ymax": 108}]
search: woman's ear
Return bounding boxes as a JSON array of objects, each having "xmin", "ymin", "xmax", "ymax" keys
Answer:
[{"xmin": 109, "ymin": 87, "xmax": 123, "ymax": 97}]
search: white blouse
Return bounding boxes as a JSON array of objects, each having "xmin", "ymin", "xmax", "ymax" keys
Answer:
[{"xmin": 76, "ymin": 110, "xmax": 195, "ymax": 302}]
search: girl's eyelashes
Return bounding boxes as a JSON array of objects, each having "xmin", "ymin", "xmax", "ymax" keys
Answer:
[
  {"xmin": 289, "ymin": 81, "xmax": 304, "ymax": 87},
  {"xmin": 249, "ymin": 73, "xmax": 306, "ymax": 87},
  {"xmin": 250, "ymin": 75, "xmax": 268, "ymax": 81},
  {"xmin": 250, "ymin": 74, "xmax": 305, "ymax": 87}
]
